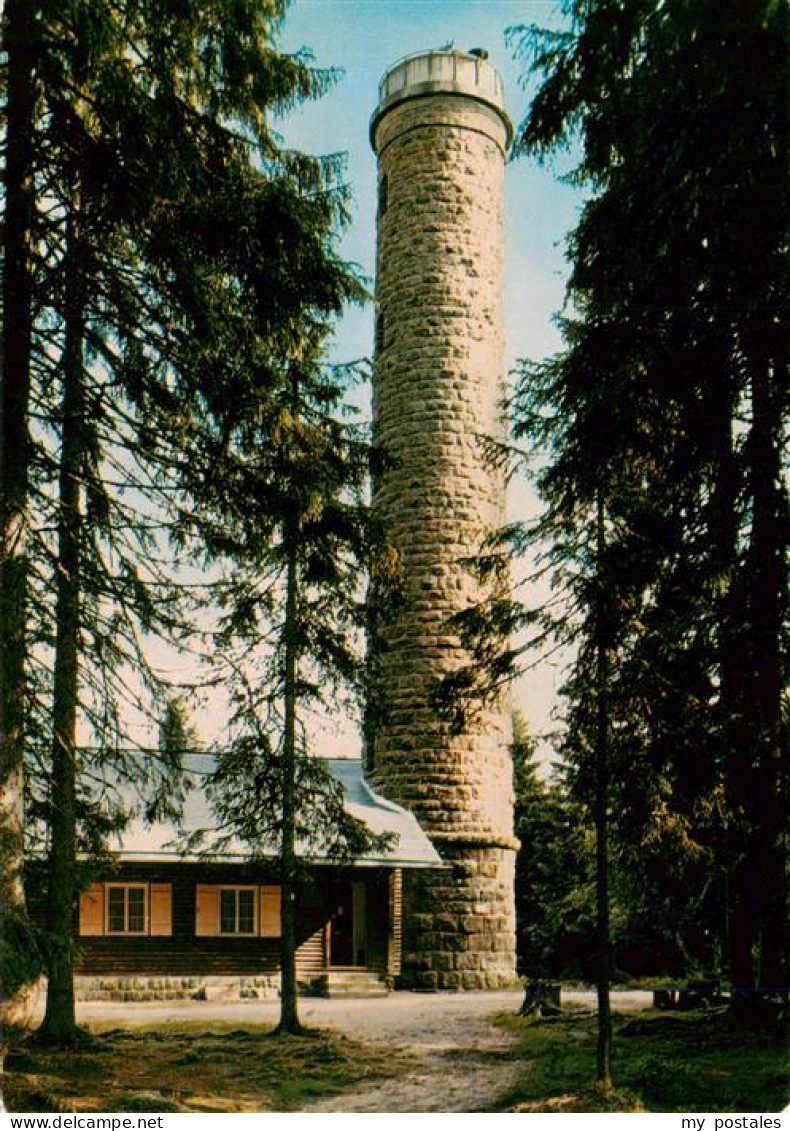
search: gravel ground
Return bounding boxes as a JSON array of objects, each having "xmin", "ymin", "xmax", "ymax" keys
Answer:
[
  {"xmin": 75, "ymin": 990, "xmax": 653, "ymax": 1114},
  {"xmin": 76, "ymin": 988, "xmax": 652, "ymax": 1034}
]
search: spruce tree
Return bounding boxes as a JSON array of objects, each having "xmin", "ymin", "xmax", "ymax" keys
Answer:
[
  {"xmin": 196, "ymin": 333, "xmax": 381, "ymax": 1035},
  {"xmin": 508, "ymin": 0, "xmax": 790, "ymax": 1021},
  {"xmin": 1, "ymin": 0, "xmax": 362, "ymax": 1042},
  {"xmin": 0, "ymin": 0, "xmax": 41, "ymax": 1003}
]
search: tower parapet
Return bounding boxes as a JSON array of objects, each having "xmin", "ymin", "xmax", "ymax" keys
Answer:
[
  {"xmin": 371, "ymin": 49, "xmax": 513, "ymax": 148},
  {"xmin": 369, "ymin": 49, "xmax": 517, "ymax": 990}
]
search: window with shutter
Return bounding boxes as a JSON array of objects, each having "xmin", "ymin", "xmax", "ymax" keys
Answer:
[
  {"xmin": 218, "ymin": 887, "xmax": 257, "ymax": 935},
  {"xmin": 195, "ymin": 884, "xmax": 282, "ymax": 937},
  {"xmin": 105, "ymin": 884, "xmax": 148, "ymax": 934}
]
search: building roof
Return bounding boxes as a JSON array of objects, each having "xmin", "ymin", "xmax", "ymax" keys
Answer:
[{"xmin": 111, "ymin": 756, "xmax": 442, "ymax": 870}]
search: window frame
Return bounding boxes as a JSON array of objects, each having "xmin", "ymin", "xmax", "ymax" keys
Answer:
[
  {"xmin": 218, "ymin": 885, "xmax": 258, "ymax": 937},
  {"xmin": 105, "ymin": 882, "xmax": 149, "ymax": 936}
]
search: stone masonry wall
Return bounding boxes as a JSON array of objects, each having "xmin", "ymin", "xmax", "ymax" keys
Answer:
[{"xmin": 371, "ymin": 85, "xmax": 517, "ymax": 989}]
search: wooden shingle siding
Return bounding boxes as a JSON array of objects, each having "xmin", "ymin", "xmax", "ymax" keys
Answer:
[
  {"xmin": 76, "ymin": 937, "xmax": 280, "ymax": 976},
  {"xmin": 295, "ymin": 924, "xmax": 326, "ymax": 978}
]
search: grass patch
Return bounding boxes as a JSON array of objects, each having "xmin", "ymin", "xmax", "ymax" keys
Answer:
[
  {"xmin": 4, "ymin": 1021, "xmax": 417, "ymax": 1113},
  {"xmin": 494, "ymin": 1008, "xmax": 790, "ymax": 1113}
]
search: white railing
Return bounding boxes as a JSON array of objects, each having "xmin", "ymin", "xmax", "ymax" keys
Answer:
[{"xmin": 378, "ymin": 49, "xmax": 505, "ymax": 109}]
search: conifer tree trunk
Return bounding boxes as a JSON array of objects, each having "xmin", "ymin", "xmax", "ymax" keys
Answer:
[
  {"xmin": 709, "ymin": 362, "xmax": 759, "ymax": 1008},
  {"xmin": 1, "ymin": 0, "xmax": 36, "ymax": 974},
  {"xmin": 749, "ymin": 0, "xmax": 790, "ymax": 1012},
  {"xmin": 277, "ymin": 363, "xmax": 302, "ymax": 1036},
  {"xmin": 594, "ymin": 493, "xmax": 612, "ymax": 1089},
  {"xmin": 277, "ymin": 538, "xmax": 301, "ymax": 1034},
  {"xmin": 38, "ymin": 211, "xmax": 86, "ymax": 1045},
  {"xmin": 742, "ymin": 355, "xmax": 788, "ymax": 1014},
  {"xmin": 722, "ymin": 592, "xmax": 761, "ymax": 1011}
]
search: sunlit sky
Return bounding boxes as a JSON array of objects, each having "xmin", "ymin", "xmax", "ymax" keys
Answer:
[
  {"xmin": 139, "ymin": 2, "xmax": 581, "ymax": 756},
  {"xmin": 277, "ymin": 0, "xmax": 578, "ymax": 368}
]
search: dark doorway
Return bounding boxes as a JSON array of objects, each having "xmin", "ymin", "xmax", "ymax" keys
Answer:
[{"xmin": 329, "ymin": 881, "xmax": 367, "ymax": 967}]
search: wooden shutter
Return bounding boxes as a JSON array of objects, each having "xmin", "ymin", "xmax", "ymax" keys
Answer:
[
  {"xmin": 79, "ymin": 884, "xmax": 104, "ymax": 936},
  {"xmin": 149, "ymin": 883, "xmax": 172, "ymax": 936},
  {"xmin": 195, "ymin": 884, "xmax": 219, "ymax": 937},
  {"xmin": 260, "ymin": 885, "xmax": 281, "ymax": 938}
]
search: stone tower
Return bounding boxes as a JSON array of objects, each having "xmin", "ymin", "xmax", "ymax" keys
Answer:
[{"xmin": 369, "ymin": 49, "xmax": 517, "ymax": 990}]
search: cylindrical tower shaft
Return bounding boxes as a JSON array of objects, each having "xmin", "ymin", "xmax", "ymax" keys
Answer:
[{"xmin": 369, "ymin": 49, "xmax": 517, "ymax": 990}]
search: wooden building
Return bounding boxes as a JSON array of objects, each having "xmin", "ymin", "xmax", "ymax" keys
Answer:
[{"xmin": 73, "ymin": 759, "xmax": 441, "ymax": 998}]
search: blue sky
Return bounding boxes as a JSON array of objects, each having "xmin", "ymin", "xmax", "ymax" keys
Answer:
[
  {"xmin": 276, "ymin": 0, "xmax": 581, "ymax": 747},
  {"xmin": 278, "ymin": 0, "xmax": 579, "ymax": 374}
]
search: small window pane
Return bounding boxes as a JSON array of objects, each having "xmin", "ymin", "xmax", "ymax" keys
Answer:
[
  {"xmin": 220, "ymin": 890, "xmax": 236, "ymax": 934},
  {"xmin": 238, "ymin": 889, "xmax": 255, "ymax": 934},
  {"xmin": 127, "ymin": 887, "xmax": 145, "ymax": 933},
  {"xmin": 107, "ymin": 888, "xmax": 125, "ymax": 933}
]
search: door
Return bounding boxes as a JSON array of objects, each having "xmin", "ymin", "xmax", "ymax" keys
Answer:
[{"xmin": 329, "ymin": 880, "xmax": 367, "ymax": 967}]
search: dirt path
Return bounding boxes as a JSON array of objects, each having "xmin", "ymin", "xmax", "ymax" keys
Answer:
[
  {"xmin": 296, "ymin": 992, "xmax": 524, "ymax": 1112},
  {"xmin": 293, "ymin": 991, "xmax": 652, "ymax": 1113}
]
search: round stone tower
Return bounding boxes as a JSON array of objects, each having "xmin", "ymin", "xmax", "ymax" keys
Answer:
[{"xmin": 369, "ymin": 49, "xmax": 517, "ymax": 990}]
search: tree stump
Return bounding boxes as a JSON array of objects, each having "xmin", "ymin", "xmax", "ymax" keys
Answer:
[{"xmin": 519, "ymin": 981, "xmax": 562, "ymax": 1018}]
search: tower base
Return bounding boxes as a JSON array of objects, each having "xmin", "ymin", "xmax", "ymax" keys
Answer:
[{"xmin": 399, "ymin": 840, "xmax": 517, "ymax": 991}]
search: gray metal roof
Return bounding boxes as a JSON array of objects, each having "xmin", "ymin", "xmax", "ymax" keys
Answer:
[{"xmin": 111, "ymin": 757, "xmax": 442, "ymax": 869}]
